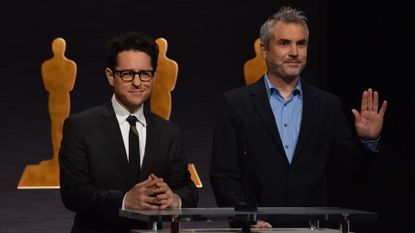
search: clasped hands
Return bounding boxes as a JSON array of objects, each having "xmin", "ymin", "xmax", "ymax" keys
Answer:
[{"xmin": 125, "ymin": 174, "xmax": 180, "ymax": 210}]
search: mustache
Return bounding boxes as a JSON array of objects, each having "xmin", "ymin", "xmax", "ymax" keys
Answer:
[{"xmin": 284, "ymin": 59, "xmax": 302, "ymax": 63}]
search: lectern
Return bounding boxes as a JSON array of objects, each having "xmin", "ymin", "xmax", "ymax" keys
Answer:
[{"xmin": 120, "ymin": 207, "xmax": 376, "ymax": 233}]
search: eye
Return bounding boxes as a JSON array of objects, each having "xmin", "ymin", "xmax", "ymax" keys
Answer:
[
  {"xmin": 278, "ymin": 39, "xmax": 290, "ymax": 46},
  {"xmin": 140, "ymin": 71, "xmax": 152, "ymax": 78},
  {"xmin": 121, "ymin": 71, "xmax": 134, "ymax": 78},
  {"xmin": 297, "ymin": 39, "xmax": 307, "ymax": 47}
]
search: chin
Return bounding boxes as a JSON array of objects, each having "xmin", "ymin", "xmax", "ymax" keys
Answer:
[{"xmin": 285, "ymin": 70, "xmax": 301, "ymax": 78}]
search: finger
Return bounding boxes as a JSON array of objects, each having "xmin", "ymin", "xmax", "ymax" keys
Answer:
[
  {"xmin": 141, "ymin": 202, "xmax": 162, "ymax": 210},
  {"xmin": 130, "ymin": 196, "xmax": 160, "ymax": 210},
  {"xmin": 251, "ymin": 222, "xmax": 272, "ymax": 228},
  {"xmin": 367, "ymin": 88, "xmax": 373, "ymax": 110},
  {"xmin": 151, "ymin": 198, "xmax": 164, "ymax": 206},
  {"xmin": 137, "ymin": 183, "xmax": 159, "ymax": 194},
  {"xmin": 142, "ymin": 196, "xmax": 163, "ymax": 206},
  {"xmin": 351, "ymin": 109, "xmax": 360, "ymax": 121},
  {"xmin": 154, "ymin": 198, "xmax": 168, "ymax": 206},
  {"xmin": 159, "ymin": 203, "xmax": 169, "ymax": 209},
  {"xmin": 155, "ymin": 180, "xmax": 168, "ymax": 188},
  {"xmin": 145, "ymin": 178, "xmax": 161, "ymax": 188},
  {"xmin": 360, "ymin": 90, "xmax": 368, "ymax": 112},
  {"xmin": 149, "ymin": 185, "xmax": 168, "ymax": 195},
  {"xmin": 145, "ymin": 186, "xmax": 165, "ymax": 197},
  {"xmin": 133, "ymin": 176, "xmax": 152, "ymax": 187},
  {"xmin": 155, "ymin": 192, "xmax": 170, "ymax": 200},
  {"xmin": 373, "ymin": 91, "xmax": 379, "ymax": 112},
  {"xmin": 150, "ymin": 173, "xmax": 162, "ymax": 180},
  {"xmin": 379, "ymin": 100, "xmax": 388, "ymax": 118},
  {"xmin": 251, "ymin": 223, "xmax": 267, "ymax": 228},
  {"xmin": 257, "ymin": 220, "xmax": 272, "ymax": 228},
  {"xmin": 150, "ymin": 174, "xmax": 162, "ymax": 182}
]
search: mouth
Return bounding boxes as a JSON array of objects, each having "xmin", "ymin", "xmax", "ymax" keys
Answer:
[
  {"xmin": 285, "ymin": 61, "xmax": 302, "ymax": 67},
  {"xmin": 285, "ymin": 60, "xmax": 301, "ymax": 64},
  {"xmin": 128, "ymin": 90, "xmax": 145, "ymax": 95}
]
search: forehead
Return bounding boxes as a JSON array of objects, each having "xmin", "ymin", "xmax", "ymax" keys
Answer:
[
  {"xmin": 116, "ymin": 50, "xmax": 152, "ymax": 69},
  {"xmin": 271, "ymin": 21, "xmax": 308, "ymax": 41}
]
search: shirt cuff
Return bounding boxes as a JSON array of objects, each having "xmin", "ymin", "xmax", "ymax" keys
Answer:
[
  {"xmin": 121, "ymin": 193, "xmax": 127, "ymax": 210},
  {"xmin": 174, "ymin": 193, "xmax": 182, "ymax": 208},
  {"xmin": 360, "ymin": 136, "xmax": 380, "ymax": 152}
]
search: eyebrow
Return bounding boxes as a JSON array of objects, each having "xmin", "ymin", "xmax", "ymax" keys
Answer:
[{"xmin": 277, "ymin": 38, "xmax": 307, "ymax": 44}]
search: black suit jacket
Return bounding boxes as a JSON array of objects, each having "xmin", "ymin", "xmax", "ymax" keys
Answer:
[
  {"xmin": 59, "ymin": 103, "xmax": 198, "ymax": 233},
  {"xmin": 210, "ymin": 78, "xmax": 375, "ymax": 210}
]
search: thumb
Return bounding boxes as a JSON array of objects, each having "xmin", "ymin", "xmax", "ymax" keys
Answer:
[
  {"xmin": 134, "ymin": 176, "xmax": 152, "ymax": 187},
  {"xmin": 351, "ymin": 109, "xmax": 360, "ymax": 121}
]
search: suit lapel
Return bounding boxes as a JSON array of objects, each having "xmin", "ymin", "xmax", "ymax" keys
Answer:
[
  {"xmin": 100, "ymin": 103, "xmax": 132, "ymax": 187},
  {"xmin": 139, "ymin": 109, "xmax": 159, "ymax": 181},
  {"xmin": 292, "ymin": 82, "xmax": 319, "ymax": 164},
  {"xmin": 249, "ymin": 79, "xmax": 286, "ymax": 156}
]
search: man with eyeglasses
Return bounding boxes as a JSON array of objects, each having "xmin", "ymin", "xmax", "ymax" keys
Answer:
[{"xmin": 59, "ymin": 31, "xmax": 198, "ymax": 233}]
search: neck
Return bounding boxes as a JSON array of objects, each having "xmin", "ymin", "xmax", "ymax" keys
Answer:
[
  {"xmin": 114, "ymin": 96, "xmax": 141, "ymax": 114},
  {"xmin": 267, "ymin": 73, "xmax": 299, "ymax": 100}
]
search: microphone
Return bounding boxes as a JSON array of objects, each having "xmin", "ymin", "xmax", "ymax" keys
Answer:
[{"xmin": 231, "ymin": 113, "xmax": 257, "ymax": 212}]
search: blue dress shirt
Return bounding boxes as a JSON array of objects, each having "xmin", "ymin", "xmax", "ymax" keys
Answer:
[
  {"xmin": 264, "ymin": 75, "xmax": 303, "ymax": 164},
  {"xmin": 264, "ymin": 75, "xmax": 379, "ymax": 164}
]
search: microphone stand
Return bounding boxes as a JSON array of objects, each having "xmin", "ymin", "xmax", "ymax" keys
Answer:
[{"xmin": 234, "ymin": 125, "xmax": 257, "ymax": 232}]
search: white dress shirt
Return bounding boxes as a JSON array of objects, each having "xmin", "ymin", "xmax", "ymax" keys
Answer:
[
  {"xmin": 112, "ymin": 95, "xmax": 182, "ymax": 209},
  {"xmin": 112, "ymin": 95, "xmax": 146, "ymax": 167}
]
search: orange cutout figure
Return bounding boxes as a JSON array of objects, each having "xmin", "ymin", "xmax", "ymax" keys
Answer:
[
  {"xmin": 151, "ymin": 38, "xmax": 178, "ymax": 120},
  {"xmin": 243, "ymin": 38, "xmax": 267, "ymax": 85},
  {"xmin": 42, "ymin": 38, "xmax": 77, "ymax": 162},
  {"xmin": 18, "ymin": 37, "xmax": 77, "ymax": 189}
]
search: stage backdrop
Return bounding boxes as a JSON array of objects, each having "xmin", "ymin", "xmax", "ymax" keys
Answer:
[{"xmin": 0, "ymin": 0, "xmax": 410, "ymax": 233}]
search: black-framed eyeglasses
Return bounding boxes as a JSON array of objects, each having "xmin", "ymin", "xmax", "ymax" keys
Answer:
[{"xmin": 113, "ymin": 69, "xmax": 155, "ymax": 82}]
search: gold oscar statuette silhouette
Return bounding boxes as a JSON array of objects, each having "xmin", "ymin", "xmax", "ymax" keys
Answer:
[
  {"xmin": 151, "ymin": 38, "xmax": 178, "ymax": 120},
  {"xmin": 243, "ymin": 38, "xmax": 267, "ymax": 85},
  {"xmin": 151, "ymin": 38, "xmax": 202, "ymax": 188},
  {"xmin": 17, "ymin": 37, "xmax": 77, "ymax": 189}
]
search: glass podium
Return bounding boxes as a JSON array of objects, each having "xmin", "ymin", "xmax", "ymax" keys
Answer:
[{"xmin": 120, "ymin": 207, "xmax": 376, "ymax": 233}]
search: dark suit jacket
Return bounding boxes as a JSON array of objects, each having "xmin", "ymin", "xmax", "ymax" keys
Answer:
[
  {"xmin": 210, "ymin": 78, "xmax": 376, "ymax": 210},
  {"xmin": 59, "ymin": 103, "xmax": 198, "ymax": 233}
]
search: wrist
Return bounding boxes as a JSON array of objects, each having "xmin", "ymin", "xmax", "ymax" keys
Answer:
[{"xmin": 173, "ymin": 193, "xmax": 182, "ymax": 208}]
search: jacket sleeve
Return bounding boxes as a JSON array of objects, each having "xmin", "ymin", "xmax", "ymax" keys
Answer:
[
  {"xmin": 59, "ymin": 117, "xmax": 124, "ymax": 218},
  {"xmin": 209, "ymin": 94, "xmax": 245, "ymax": 207},
  {"xmin": 167, "ymin": 127, "xmax": 199, "ymax": 207}
]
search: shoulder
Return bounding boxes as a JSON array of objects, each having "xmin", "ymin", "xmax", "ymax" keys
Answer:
[
  {"xmin": 68, "ymin": 104, "xmax": 108, "ymax": 122},
  {"xmin": 146, "ymin": 111, "xmax": 182, "ymax": 134},
  {"xmin": 64, "ymin": 104, "xmax": 111, "ymax": 132},
  {"xmin": 222, "ymin": 79, "xmax": 265, "ymax": 101},
  {"xmin": 225, "ymin": 81, "xmax": 261, "ymax": 95},
  {"xmin": 302, "ymin": 82, "xmax": 341, "ymax": 104}
]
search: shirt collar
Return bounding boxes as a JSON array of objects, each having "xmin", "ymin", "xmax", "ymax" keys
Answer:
[
  {"xmin": 111, "ymin": 94, "xmax": 147, "ymax": 127},
  {"xmin": 264, "ymin": 74, "xmax": 303, "ymax": 98}
]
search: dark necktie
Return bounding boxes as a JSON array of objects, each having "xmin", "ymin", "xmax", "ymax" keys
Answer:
[{"xmin": 126, "ymin": 115, "xmax": 140, "ymax": 182}]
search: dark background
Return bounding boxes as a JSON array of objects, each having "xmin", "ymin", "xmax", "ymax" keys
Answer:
[{"xmin": 0, "ymin": 0, "xmax": 411, "ymax": 232}]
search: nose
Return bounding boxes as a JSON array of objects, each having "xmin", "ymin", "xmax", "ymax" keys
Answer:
[
  {"xmin": 289, "ymin": 45, "xmax": 299, "ymax": 57},
  {"xmin": 131, "ymin": 74, "xmax": 142, "ymax": 86}
]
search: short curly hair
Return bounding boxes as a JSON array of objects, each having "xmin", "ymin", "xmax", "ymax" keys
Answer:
[{"xmin": 106, "ymin": 31, "xmax": 159, "ymax": 71}]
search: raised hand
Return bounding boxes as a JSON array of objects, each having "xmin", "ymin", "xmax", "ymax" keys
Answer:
[{"xmin": 352, "ymin": 88, "xmax": 387, "ymax": 140}]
